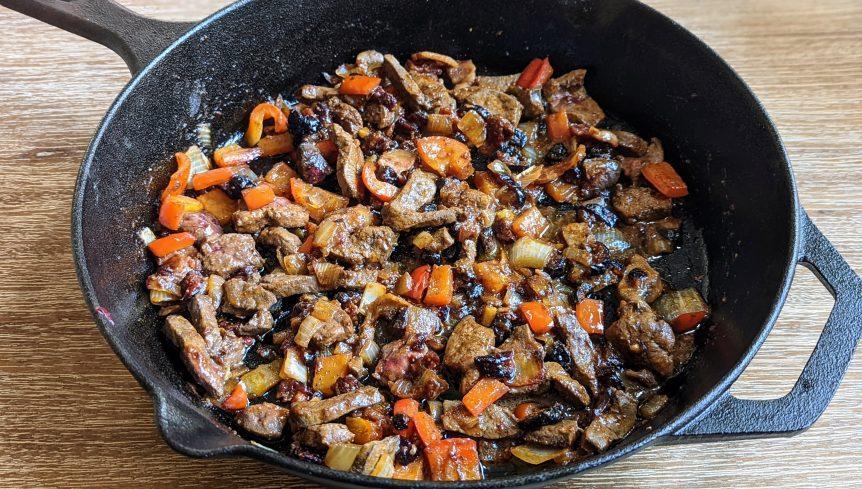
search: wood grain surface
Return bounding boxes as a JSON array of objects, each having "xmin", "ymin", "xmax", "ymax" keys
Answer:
[{"xmin": 0, "ymin": 0, "xmax": 860, "ymax": 487}]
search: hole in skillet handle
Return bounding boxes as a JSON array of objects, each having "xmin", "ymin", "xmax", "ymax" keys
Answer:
[
  {"xmin": 154, "ymin": 392, "xmax": 249, "ymax": 457},
  {"xmin": 669, "ymin": 210, "xmax": 862, "ymax": 441}
]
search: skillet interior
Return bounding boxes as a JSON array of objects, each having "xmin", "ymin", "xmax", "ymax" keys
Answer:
[{"xmin": 73, "ymin": 0, "xmax": 797, "ymax": 485}]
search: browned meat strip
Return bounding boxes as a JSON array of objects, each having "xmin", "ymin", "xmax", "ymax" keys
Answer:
[
  {"xmin": 222, "ymin": 278, "xmax": 277, "ymax": 314},
  {"xmin": 237, "ymin": 402, "xmax": 290, "ymax": 439},
  {"xmin": 327, "ymin": 97, "xmax": 363, "ymax": 135},
  {"xmin": 673, "ymin": 332, "xmax": 696, "ymax": 371},
  {"xmin": 448, "ymin": 60, "xmax": 476, "ymax": 89},
  {"xmin": 413, "ymin": 73, "xmax": 456, "ymax": 112},
  {"xmin": 290, "ymin": 386, "xmax": 383, "ymax": 428},
  {"xmin": 439, "ymin": 179, "xmax": 496, "ymax": 240},
  {"xmin": 612, "ymin": 130, "xmax": 649, "ymax": 156},
  {"xmin": 180, "ymin": 211, "xmax": 222, "ymax": 243},
  {"xmin": 542, "ymin": 69, "xmax": 605, "ymax": 126},
  {"xmin": 163, "ymin": 315, "xmax": 225, "ymax": 396},
  {"xmin": 310, "ymin": 298, "xmax": 355, "ymax": 348},
  {"xmin": 545, "ymin": 362, "xmax": 590, "ymax": 407},
  {"xmin": 606, "ymin": 300, "xmax": 676, "ymax": 377},
  {"xmin": 146, "ymin": 253, "xmax": 201, "ymax": 297},
  {"xmin": 583, "ymin": 389, "xmax": 637, "ymax": 451},
  {"xmin": 186, "ymin": 294, "xmax": 221, "ymax": 349},
  {"xmin": 617, "ymin": 254, "xmax": 664, "ymax": 303},
  {"xmin": 364, "ymin": 102, "xmax": 396, "ymax": 129},
  {"xmin": 441, "ymin": 401, "xmax": 521, "ymax": 439},
  {"xmin": 582, "ymin": 157, "xmax": 621, "ymax": 197},
  {"xmin": 258, "ymin": 227, "xmax": 302, "ymax": 254},
  {"xmin": 312, "ymin": 262, "xmax": 378, "ymax": 290},
  {"xmin": 200, "ymin": 233, "xmax": 264, "ymax": 277},
  {"xmin": 556, "ymin": 311, "xmax": 599, "ymax": 395},
  {"xmin": 403, "ymin": 305, "xmax": 441, "ymax": 338},
  {"xmin": 296, "ymin": 139, "xmax": 333, "ymax": 185},
  {"xmin": 234, "ymin": 197, "xmax": 309, "ymax": 234},
  {"xmin": 322, "ymin": 225, "xmax": 397, "ymax": 266},
  {"xmin": 382, "ymin": 54, "xmax": 428, "ymax": 110},
  {"xmin": 261, "ymin": 273, "xmax": 320, "ymax": 297},
  {"xmin": 524, "ymin": 419, "xmax": 582, "ymax": 448},
  {"xmin": 508, "ymin": 85, "xmax": 544, "ymax": 119},
  {"xmin": 332, "ymin": 124, "xmax": 364, "ymax": 199},
  {"xmin": 375, "ymin": 338, "xmax": 440, "ymax": 385},
  {"xmin": 382, "ymin": 170, "xmax": 456, "ymax": 231},
  {"xmin": 455, "ymin": 87, "xmax": 523, "ymax": 125},
  {"xmin": 295, "ymin": 423, "xmax": 355, "ymax": 449},
  {"xmin": 389, "ymin": 368, "xmax": 449, "ymax": 401},
  {"xmin": 611, "ymin": 186, "xmax": 672, "ymax": 223},
  {"xmin": 475, "ymin": 74, "xmax": 519, "ymax": 91},
  {"xmin": 234, "ymin": 309, "xmax": 274, "ymax": 336},
  {"xmin": 444, "ymin": 316, "xmax": 494, "ymax": 372}
]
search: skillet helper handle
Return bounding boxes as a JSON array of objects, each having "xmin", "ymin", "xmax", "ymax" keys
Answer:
[
  {"xmin": 154, "ymin": 393, "xmax": 247, "ymax": 457},
  {"xmin": 673, "ymin": 210, "xmax": 862, "ymax": 439},
  {"xmin": 0, "ymin": 0, "xmax": 194, "ymax": 74}
]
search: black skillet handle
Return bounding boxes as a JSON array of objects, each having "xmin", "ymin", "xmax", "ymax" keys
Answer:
[
  {"xmin": 672, "ymin": 210, "xmax": 862, "ymax": 440},
  {"xmin": 154, "ymin": 393, "xmax": 248, "ymax": 458},
  {"xmin": 0, "ymin": 0, "xmax": 195, "ymax": 74}
]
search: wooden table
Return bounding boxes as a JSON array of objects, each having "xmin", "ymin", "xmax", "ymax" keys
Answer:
[{"xmin": 0, "ymin": 0, "xmax": 859, "ymax": 486}]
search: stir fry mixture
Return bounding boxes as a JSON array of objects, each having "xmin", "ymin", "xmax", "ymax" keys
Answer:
[{"xmin": 143, "ymin": 50, "xmax": 708, "ymax": 481}]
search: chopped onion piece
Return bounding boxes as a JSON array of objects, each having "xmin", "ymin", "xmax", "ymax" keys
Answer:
[
  {"xmin": 593, "ymin": 227, "xmax": 631, "ymax": 256},
  {"xmin": 313, "ymin": 220, "xmax": 338, "ymax": 248},
  {"xmin": 509, "ymin": 236, "xmax": 554, "ymax": 268},
  {"xmin": 137, "ymin": 227, "xmax": 157, "ymax": 245},
  {"xmin": 325, "ymin": 443, "xmax": 362, "ymax": 471},
  {"xmin": 195, "ymin": 123, "xmax": 212, "ymax": 149},
  {"xmin": 358, "ymin": 340, "xmax": 380, "ymax": 366},
  {"xmin": 280, "ymin": 346, "xmax": 308, "ymax": 383},
  {"xmin": 426, "ymin": 114, "xmax": 453, "ymax": 136},
  {"xmin": 185, "ymin": 145, "xmax": 211, "ymax": 184},
  {"xmin": 510, "ymin": 444, "xmax": 566, "ymax": 465},
  {"xmin": 358, "ymin": 282, "xmax": 387, "ymax": 314},
  {"xmin": 149, "ymin": 289, "xmax": 178, "ymax": 305},
  {"xmin": 427, "ymin": 400, "xmax": 443, "ymax": 421},
  {"xmin": 240, "ymin": 359, "xmax": 282, "ymax": 397},
  {"xmin": 295, "ymin": 315, "xmax": 325, "ymax": 348}
]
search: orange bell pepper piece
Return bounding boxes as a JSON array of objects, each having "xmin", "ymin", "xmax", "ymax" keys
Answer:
[
  {"xmin": 416, "ymin": 136, "xmax": 473, "ymax": 179},
  {"xmin": 160, "ymin": 152, "xmax": 191, "ymax": 202},
  {"xmin": 546, "ymin": 111, "xmax": 571, "ymax": 142},
  {"xmin": 516, "ymin": 57, "xmax": 553, "ymax": 89},
  {"xmin": 361, "ymin": 158, "xmax": 399, "ymax": 202},
  {"xmin": 241, "ymin": 184, "xmax": 276, "ymax": 211},
  {"xmin": 339, "ymin": 75, "xmax": 381, "ymax": 95},
  {"xmin": 213, "ymin": 144, "xmax": 262, "ymax": 167},
  {"xmin": 222, "ymin": 383, "xmax": 248, "ymax": 411},
  {"xmin": 245, "ymin": 102, "xmax": 287, "ymax": 146},
  {"xmin": 423, "ymin": 265, "xmax": 453, "ymax": 307},
  {"xmin": 147, "ymin": 232, "xmax": 195, "ymax": 257},
  {"xmin": 413, "ymin": 411, "xmax": 442, "ymax": 446},
  {"xmin": 462, "ymin": 378, "xmax": 510, "ymax": 416},
  {"xmin": 642, "ymin": 161, "xmax": 689, "ymax": 198},
  {"xmin": 406, "ymin": 265, "xmax": 432, "ymax": 302},
  {"xmin": 192, "ymin": 167, "xmax": 235, "ymax": 191},
  {"xmin": 424, "ymin": 438, "xmax": 482, "ymax": 481}
]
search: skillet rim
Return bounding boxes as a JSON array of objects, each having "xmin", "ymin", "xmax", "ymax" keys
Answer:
[{"xmin": 70, "ymin": 0, "xmax": 800, "ymax": 486}]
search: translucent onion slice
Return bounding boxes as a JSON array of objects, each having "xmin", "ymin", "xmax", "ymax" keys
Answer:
[
  {"xmin": 137, "ymin": 227, "xmax": 157, "ymax": 246},
  {"xmin": 185, "ymin": 145, "xmax": 211, "ymax": 184},
  {"xmin": 358, "ymin": 282, "xmax": 387, "ymax": 315},
  {"xmin": 325, "ymin": 443, "xmax": 362, "ymax": 471},
  {"xmin": 509, "ymin": 236, "xmax": 554, "ymax": 268},
  {"xmin": 295, "ymin": 315, "xmax": 325, "ymax": 348}
]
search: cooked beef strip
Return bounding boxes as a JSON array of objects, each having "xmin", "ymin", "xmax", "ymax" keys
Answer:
[
  {"xmin": 234, "ymin": 309, "xmax": 274, "ymax": 336},
  {"xmin": 413, "ymin": 72, "xmax": 456, "ymax": 112},
  {"xmin": 606, "ymin": 300, "xmax": 676, "ymax": 377},
  {"xmin": 617, "ymin": 254, "xmax": 664, "ymax": 303},
  {"xmin": 444, "ymin": 316, "xmax": 495, "ymax": 372},
  {"xmin": 546, "ymin": 361, "xmax": 590, "ymax": 407},
  {"xmin": 382, "ymin": 169, "xmax": 457, "ymax": 231},
  {"xmin": 290, "ymin": 386, "xmax": 384, "ymax": 428},
  {"xmin": 475, "ymin": 74, "xmax": 519, "ymax": 91},
  {"xmin": 382, "ymin": 54, "xmax": 429, "ymax": 110},
  {"xmin": 441, "ymin": 401, "xmax": 522, "ymax": 439},
  {"xmin": 163, "ymin": 315, "xmax": 225, "ymax": 396},
  {"xmin": 222, "ymin": 277, "xmax": 277, "ymax": 315},
  {"xmin": 260, "ymin": 273, "xmax": 320, "ymax": 297},
  {"xmin": 556, "ymin": 310, "xmax": 599, "ymax": 395},
  {"xmin": 237, "ymin": 402, "xmax": 290, "ymax": 439},
  {"xmin": 454, "ymin": 87, "xmax": 523, "ymax": 125},
  {"xmin": 327, "ymin": 97, "xmax": 363, "ymax": 135},
  {"xmin": 179, "ymin": 211, "xmax": 222, "ymax": 243},
  {"xmin": 186, "ymin": 294, "xmax": 221, "ymax": 349},
  {"xmin": 611, "ymin": 186, "xmax": 672, "ymax": 223},
  {"xmin": 295, "ymin": 423, "xmax": 355, "ymax": 449},
  {"xmin": 498, "ymin": 324, "xmax": 545, "ymax": 394},
  {"xmin": 524, "ymin": 419, "xmax": 582, "ymax": 448},
  {"xmin": 403, "ymin": 305, "xmax": 441, "ymax": 337},
  {"xmin": 332, "ymin": 124, "xmax": 364, "ymax": 199},
  {"xmin": 200, "ymin": 233, "xmax": 264, "ymax": 276},
  {"xmin": 233, "ymin": 197, "xmax": 310, "ymax": 233},
  {"xmin": 542, "ymin": 69, "xmax": 605, "ymax": 126},
  {"xmin": 583, "ymin": 389, "xmax": 637, "ymax": 451},
  {"xmin": 258, "ymin": 227, "xmax": 302, "ymax": 254}
]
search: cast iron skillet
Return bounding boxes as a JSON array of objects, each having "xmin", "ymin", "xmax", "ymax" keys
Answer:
[{"xmin": 4, "ymin": 0, "xmax": 861, "ymax": 486}]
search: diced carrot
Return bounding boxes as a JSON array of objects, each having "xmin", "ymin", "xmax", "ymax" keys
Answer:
[
  {"xmin": 423, "ymin": 265, "xmax": 453, "ymax": 307},
  {"xmin": 424, "ymin": 438, "xmax": 482, "ymax": 481},
  {"xmin": 516, "ymin": 57, "xmax": 553, "ymax": 89},
  {"xmin": 297, "ymin": 234, "xmax": 314, "ymax": 254},
  {"xmin": 473, "ymin": 261, "xmax": 509, "ymax": 294},
  {"xmin": 160, "ymin": 152, "xmax": 191, "ymax": 202},
  {"xmin": 519, "ymin": 301, "xmax": 554, "ymax": 335},
  {"xmin": 148, "ymin": 232, "xmax": 195, "ymax": 257},
  {"xmin": 196, "ymin": 188, "xmax": 237, "ymax": 225},
  {"xmin": 393, "ymin": 458, "xmax": 425, "ymax": 481},
  {"xmin": 213, "ymin": 144, "xmax": 262, "ymax": 167},
  {"xmin": 642, "ymin": 161, "xmax": 689, "ymax": 198},
  {"xmin": 241, "ymin": 183, "xmax": 275, "ymax": 211},
  {"xmin": 257, "ymin": 133, "xmax": 294, "ymax": 157},
  {"xmin": 222, "ymin": 384, "xmax": 248, "ymax": 411},
  {"xmin": 245, "ymin": 102, "xmax": 288, "ymax": 146},
  {"xmin": 406, "ymin": 265, "xmax": 432, "ymax": 302},
  {"xmin": 289, "ymin": 177, "xmax": 349, "ymax": 222},
  {"xmin": 346, "ymin": 416, "xmax": 384, "ymax": 444},
  {"xmin": 339, "ymin": 75, "xmax": 382, "ymax": 96},
  {"xmin": 512, "ymin": 207, "xmax": 550, "ymax": 239},
  {"xmin": 192, "ymin": 167, "xmax": 235, "ymax": 190},
  {"xmin": 546, "ymin": 111, "xmax": 571, "ymax": 142},
  {"xmin": 513, "ymin": 402, "xmax": 541, "ymax": 421},
  {"xmin": 394, "ymin": 398, "xmax": 421, "ymax": 417},
  {"xmin": 312, "ymin": 353, "xmax": 351, "ymax": 396},
  {"xmin": 462, "ymin": 378, "xmax": 510, "ymax": 416},
  {"xmin": 361, "ymin": 158, "xmax": 399, "ymax": 202},
  {"xmin": 473, "ymin": 171, "xmax": 501, "ymax": 197},
  {"xmin": 575, "ymin": 298, "xmax": 604, "ymax": 334},
  {"xmin": 416, "ymin": 136, "xmax": 473, "ymax": 179},
  {"xmin": 413, "ymin": 411, "xmax": 441, "ymax": 446}
]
